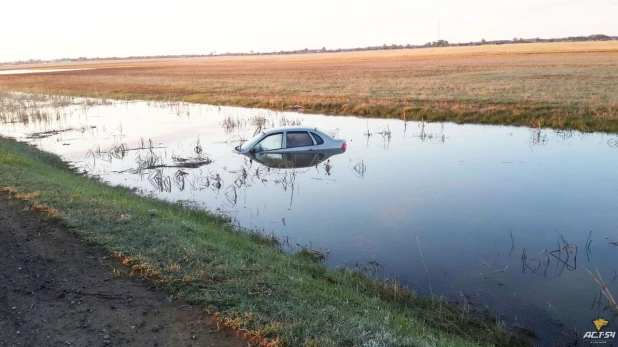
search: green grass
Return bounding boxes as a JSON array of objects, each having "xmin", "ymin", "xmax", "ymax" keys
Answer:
[{"xmin": 0, "ymin": 136, "xmax": 530, "ymax": 346}]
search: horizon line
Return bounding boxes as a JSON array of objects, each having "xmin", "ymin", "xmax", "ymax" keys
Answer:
[{"xmin": 2, "ymin": 33, "xmax": 617, "ymax": 65}]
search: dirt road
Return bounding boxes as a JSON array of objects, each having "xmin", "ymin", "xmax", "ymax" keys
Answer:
[{"xmin": 0, "ymin": 193, "xmax": 245, "ymax": 347}]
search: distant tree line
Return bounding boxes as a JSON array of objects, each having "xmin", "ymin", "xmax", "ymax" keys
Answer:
[
  {"xmin": 425, "ymin": 40, "xmax": 449, "ymax": 47},
  {"xmin": 554, "ymin": 34, "xmax": 613, "ymax": 42},
  {"xmin": 3, "ymin": 34, "xmax": 616, "ymax": 65}
]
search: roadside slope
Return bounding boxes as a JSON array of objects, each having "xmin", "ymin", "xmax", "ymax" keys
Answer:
[{"xmin": 0, "ymin": 191, "xmax": 245, "ymax": 347}]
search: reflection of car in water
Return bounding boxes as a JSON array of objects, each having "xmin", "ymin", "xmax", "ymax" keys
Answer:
[
  {"xmin": 247, "ymin": 149, "xmax": 345, "ymax": 169},
  {"xmin": 235, "ymin": 126, "xmax": 346, "ymax": 154}
]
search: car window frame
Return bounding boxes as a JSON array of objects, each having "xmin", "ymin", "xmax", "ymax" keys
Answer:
[
  {"xmin": 285, "ymin": 131, "xmax": 316, "ymax": 149},
  {"xmin": 310, "ymin": 132, "xmax": 325, "ymax": 145}
]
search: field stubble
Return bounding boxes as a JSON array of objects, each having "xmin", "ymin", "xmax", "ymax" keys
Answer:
[{"xmin": 1, "ymin": 42, "xmax": 618, "ymax": 132}]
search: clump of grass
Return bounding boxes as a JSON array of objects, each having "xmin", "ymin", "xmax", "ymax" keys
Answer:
[
  {"xmin": 138, "ymin": 137, "xmax": 153, "ymax": 150},
  {"xmin": 193, "ymin": 137, "xmax": 203, "ymax": 157},
  {"xmin": 297, "ymin": 245, "xmax": 329, "ymax": 263},
  {"xmin": 136, "ymin": 149, "xmax": 161, "ymax": 171},
  {"xmin": 250, "ymin": 114, "xmax": 267, "ymax": 127},
  {"xmin": 29, "ymin": 203, "xmax": 62, "ymax": 216},
  {"xmin": 221, "ymin": 114, "xmax": 243, "ymax": 133},
  {"xmin": 377, "ymin": 124, "xmax": 392, "ymax": 139},
  {"xmin": 584, "ymin": 267, "xmax": 618, "ymax": 314},
  {"xmin": 279, "ymin": 114, "xmax": 302, "ymax": 126},
  {"xmin": 14, "ymin": 191, "xmax": 41, "ymax": 200}
]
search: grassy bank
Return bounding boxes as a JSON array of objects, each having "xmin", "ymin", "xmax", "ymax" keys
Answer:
[
  {"xmin": 0, "ymin": 136, "xmax": 529, "ymax": 346},
  {"xmin": 1, "ymin": 42, "xmax": 618, "ymax": 133}
]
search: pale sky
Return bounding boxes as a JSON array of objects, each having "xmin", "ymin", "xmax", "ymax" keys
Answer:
[{"xmin": 1, "ymin": 0, "xmax": 616, "ymax": 62}]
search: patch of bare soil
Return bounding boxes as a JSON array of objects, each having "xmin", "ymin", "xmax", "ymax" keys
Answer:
[{"xmin": 0, "ymin": 194, "xmax": 246, "ymax": 347}]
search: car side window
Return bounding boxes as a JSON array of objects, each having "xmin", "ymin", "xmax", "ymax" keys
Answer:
[
  {"xmin": 310, "ymin": 132, "xmax": 324, "ymax": 145},
  {"xmin": 254, "ymin": 133, "xmax": 283, "ymax": 152},
  {"xmin": 286, "ymin": 131, "xmax": 314, "ymax": 148}
]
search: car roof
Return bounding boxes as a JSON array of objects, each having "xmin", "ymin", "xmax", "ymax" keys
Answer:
[{"xmin": 261, "ymin": 126, "xmax": 324, "ymax": 135}]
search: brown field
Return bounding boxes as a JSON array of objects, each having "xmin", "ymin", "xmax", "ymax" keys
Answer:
[{"xmin": 2, "ymin": 41, "xmax": 618, "ymax": 132}]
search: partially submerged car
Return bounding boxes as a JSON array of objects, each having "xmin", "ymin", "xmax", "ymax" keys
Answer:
[{"xmin": 235, "ymin": 126, "xmax": 346, "ymax": 154}]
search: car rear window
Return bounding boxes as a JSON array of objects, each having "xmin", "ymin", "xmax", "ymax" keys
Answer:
[
  {"xmin": 310, "ymin": 132, "xmax": 324, "ymax": 145},
  {"xmin": 286, "ymin": 132, "xmax": 314, "ymax": 148}
]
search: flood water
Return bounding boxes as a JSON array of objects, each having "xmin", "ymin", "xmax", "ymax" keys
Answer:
[{"xmin": 1, "ymin": 93, "xmax": 617, "ymax": 344}]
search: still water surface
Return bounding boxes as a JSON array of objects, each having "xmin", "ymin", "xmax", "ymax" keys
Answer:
[{"xmin": 1, "ymin": 93, "xmax": 617, "ymax": 343}]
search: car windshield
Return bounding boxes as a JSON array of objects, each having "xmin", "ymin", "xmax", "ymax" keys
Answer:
[{"xmin": 254, "ymin": 133, "xmax": 283, "ymax": 152}]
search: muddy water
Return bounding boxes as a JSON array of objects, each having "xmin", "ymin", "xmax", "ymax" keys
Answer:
[{"xmin": 1, "ymin": 93, "xmax": 617, "ymax": 344}]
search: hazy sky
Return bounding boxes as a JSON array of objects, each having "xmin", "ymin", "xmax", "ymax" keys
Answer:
[{"xmin": 1, "ymin": 0, "xmax": 616, "ymax": 62}]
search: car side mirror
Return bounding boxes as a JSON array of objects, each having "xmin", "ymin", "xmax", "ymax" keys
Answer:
[{"xmin": 249, "ymin": 148, "xmax": 256, "ymax": 154}]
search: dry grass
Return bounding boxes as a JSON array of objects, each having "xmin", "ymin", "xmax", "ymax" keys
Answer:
[
  {"xmin": 2, "ymin": 42, "xmax": 618, "ymax": 132},
  {"xmin": 584, "ymin": 266, "xmax": 618, "ymax": 314},
  {"xmin": 1, "ymin": 186, "xmax": 61, "ymax": 216}
]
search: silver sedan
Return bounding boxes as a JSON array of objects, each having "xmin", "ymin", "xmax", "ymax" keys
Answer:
[{"xmin": 235, "ymin": 126, "xmax": 346, "ymax": 154}]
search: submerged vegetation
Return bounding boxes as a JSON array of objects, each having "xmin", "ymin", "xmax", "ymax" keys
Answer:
[
  {"xmin": 0, "ymin": 136, "xmax": 531, "ymax": 345},
  {"xmin": 1, "ymin": 42, "xmax": 618, "ymax": 133}
]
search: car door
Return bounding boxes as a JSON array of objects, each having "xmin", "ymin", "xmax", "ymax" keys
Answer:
[{"xmin": 282, "ymin": 131, "xmax": 318, "ymax": 153}]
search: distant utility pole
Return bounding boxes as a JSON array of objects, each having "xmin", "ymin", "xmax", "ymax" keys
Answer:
[{"xmin": 438, "ymin": 20, "xmax": 440, "ymax": 41}]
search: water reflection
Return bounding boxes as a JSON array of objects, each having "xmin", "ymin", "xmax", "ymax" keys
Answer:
[
  {"xmin": 247, "ymin": 149, "xmax": 345, "ymax": 169},
  {"xmin": 350, "ymin": 159, "xmax": 367, "ymax": 178},
  {"xmin": 530, "ymin": 127, "xmax": 549, "ymax": 147},
  {"xmin": 414, "ymin": 119, "xmax": 447, "ymax": 144}
]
